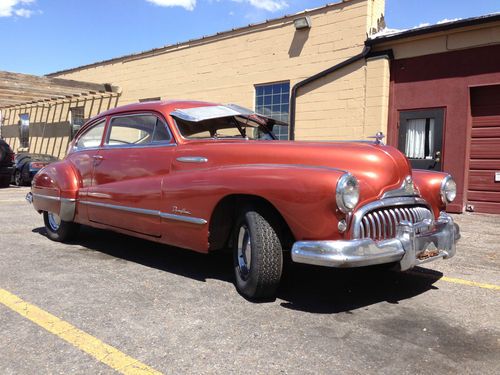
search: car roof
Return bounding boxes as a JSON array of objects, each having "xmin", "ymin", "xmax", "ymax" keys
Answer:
[{"xmin": 97, "ymin": 100, "xmax": 219, "ymax": 118}]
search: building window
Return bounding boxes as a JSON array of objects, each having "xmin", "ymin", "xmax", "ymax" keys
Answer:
[
  {"xmin": 255, "ymin": 82, "xmax": 290, "ymax": 140},
  {"xmin": 398, "ymin": 108, "xmax": 444, "ymax": 171},
  {"xmin": 70, "ymin": 107, "xmax": 85, "ymax": 126},
  {"xmin": 18, "ymin": 113, "xmax": 30, "ymax": 149},
  {"xmin": 70, "ymin": 107, "xmax": 85, "ymax": 139}
]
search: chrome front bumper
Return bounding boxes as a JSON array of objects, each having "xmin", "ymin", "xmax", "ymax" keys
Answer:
[{"xmin": 291, "ymin": 212, "xmax": 459, "ymax": 271}]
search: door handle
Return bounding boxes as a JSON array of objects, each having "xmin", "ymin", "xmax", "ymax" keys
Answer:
[{"xmin": 93, "ymin": 155, "xmax": 104, "ymax": 163}]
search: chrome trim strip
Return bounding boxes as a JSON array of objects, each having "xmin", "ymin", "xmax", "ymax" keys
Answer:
[
  {"xmin": 32, "ymin": 193, "xmax": 77, "ymax": 203},
  {"xmin": 159, "ymin": 212, "xmax": 208, "ymax": 225},
  {"xmin": 102, "ymin": 143, "xmax": 176, "ymax": 150},
  {"xmin": 176, "ymin": 156, "xmax": 208, "ymax": 163},
  {"xmin": 79, "ymin": 200, "xmax": 207, "ymax": 225},
  {"xmin": 80, "ymin": 200, "xmax": 158, "ymax": 216},
  {"xmin": 32, "ymin": 193, "xmax": 59, "ymax": 201},
  {"xmin": 382, "ymin": 176, "xmax": 420, "ymax": 199}
]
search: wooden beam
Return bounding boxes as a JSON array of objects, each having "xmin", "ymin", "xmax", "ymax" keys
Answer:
[{"xmin": 0, "ymin": 71, "xmax": 117, "ymax": 93}]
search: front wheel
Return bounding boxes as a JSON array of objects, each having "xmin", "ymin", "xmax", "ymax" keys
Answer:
[
  {"xmin": 233, "ymin": 209, "xmax": 283, "ymax": 300},
  {"xmin": 43, "ymin": 211, "xmax": 80, "ymax": 242}
]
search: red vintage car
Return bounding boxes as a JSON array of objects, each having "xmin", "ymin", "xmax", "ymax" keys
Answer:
[{"xmin": 27, "ymin": 100, "xmax": 459, "ymax": 299}]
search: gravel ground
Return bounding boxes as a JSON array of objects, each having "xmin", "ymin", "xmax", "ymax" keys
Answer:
[{"xmin": 0, "ymin": 186, "xmax": 499, "ymax": 374}]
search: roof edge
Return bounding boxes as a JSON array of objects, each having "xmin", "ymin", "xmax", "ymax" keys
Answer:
[
  {"xmin": 47, "ymin": 0, "xmax": 357, "ymax": 77},
  {"xmin": 367, "ymin": 13, "xmax": 500, "ymax": 46}
]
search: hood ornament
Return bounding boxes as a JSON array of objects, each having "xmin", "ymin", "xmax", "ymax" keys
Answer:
[{"xmin": 368, "ymin": 131, "xmax": 385, "ymax": 145}]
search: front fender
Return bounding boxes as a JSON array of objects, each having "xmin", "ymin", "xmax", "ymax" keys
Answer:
[
  {"xmin": 31, "ymin": 161, "xmax": 80, "ymax": 221},
  {"xmin": 162, "ymin": 164, "xmax": 347, "ymax": 250},
  {"xmin": 412, "ymin": 169, "xmax": 449, "ymax": 217}
]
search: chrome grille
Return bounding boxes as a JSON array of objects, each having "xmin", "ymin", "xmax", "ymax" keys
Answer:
[{"xmin": 359, "ymin": 206, "xmax": 432, "ymax": 241}]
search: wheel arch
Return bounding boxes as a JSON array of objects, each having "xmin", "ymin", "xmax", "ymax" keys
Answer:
[{"xmin": 208, "ymin": 194, "xmax": 295, "ymax": 252}]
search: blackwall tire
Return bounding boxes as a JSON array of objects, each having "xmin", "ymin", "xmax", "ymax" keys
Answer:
[
  {"xmin": 43, "ymin": 211, "xmax": 80, "ymax": 242},
  {"xmin": 233, "ymin": 209, "xmax": 283, "ymax": 300}
]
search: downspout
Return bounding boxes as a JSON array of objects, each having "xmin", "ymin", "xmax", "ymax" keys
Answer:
[{"xmin": 289, "ymin": 45, "xmax": 372, "ymax": 140}]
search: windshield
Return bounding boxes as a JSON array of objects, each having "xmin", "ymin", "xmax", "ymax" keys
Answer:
[{"xmin": 174, "ymin": 115, "xmax": 279, "ymax": 140}]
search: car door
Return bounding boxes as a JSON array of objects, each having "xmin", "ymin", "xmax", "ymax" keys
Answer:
[
  {"xmin": 66, "ymin": 119, "xmax": 107, "ymax": 219},
  {"xmin": 86, "ymin": 112, "xmax": 175, "ymax": 237}
]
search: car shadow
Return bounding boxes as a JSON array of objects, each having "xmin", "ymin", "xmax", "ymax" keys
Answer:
[{"xmin": 32, "ymin": 226, "xmax": 443, "ymax": 314}]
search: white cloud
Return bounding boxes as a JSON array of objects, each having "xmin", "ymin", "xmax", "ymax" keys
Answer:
[
  {"xmin": 231, "ymin": 0, "xmax": 288, "ymax": 12},
  {"xmin": 146, "ymin": 0, "xmax": 287, "ymax": 12},
  {"xmin": 0, "ymin": 0, "xmax": 35, "ymax": 18},
  {"xmin": 248, "ymin": 0, "xmax": 288, "ymax": 12},
  {"xmin": 146, "ymin": 0, "xmax": 196, "ymax": 11}
]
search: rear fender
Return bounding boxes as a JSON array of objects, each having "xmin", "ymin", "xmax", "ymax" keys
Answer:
[{"xmin": 31, "ymin": 161, "xmax": 80, "ymax": 221}]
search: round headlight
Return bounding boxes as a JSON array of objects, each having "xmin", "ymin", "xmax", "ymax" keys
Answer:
[
  {"xmin": 336, "ymin": 174, "xmax": 360, "ymax": 213},
  {"xmin": 440, "ymin": 175, "xmax": 457, "ymax": 204}
]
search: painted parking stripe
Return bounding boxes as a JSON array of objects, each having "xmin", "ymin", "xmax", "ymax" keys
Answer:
[
  {"xmin": 409, "ymin": 271, "xmax": 500, "ymax": 291},
  {"xmin": 440, "ymin": 276, "xmax": 500, "ymax": 290},
  {"xmin": 0, "ymin": 288, "xmax": 163, "ymax": 375}
]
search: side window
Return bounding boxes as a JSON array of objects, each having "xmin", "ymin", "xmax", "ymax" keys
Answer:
[
  {"xmin": 106, "ymin": 114, "xmax": 170, "ymax": 146},
  {"xmin": 152, "ymin": 118, "xmax": 171, "ymax": 142},
  {"xmin": 76, "ymin": 121, "xmax": 105, "ymax": 149}
]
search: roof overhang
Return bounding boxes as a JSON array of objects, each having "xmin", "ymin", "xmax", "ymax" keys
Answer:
[
  {"xmin": 366, "ymin": 13, "xmax": 500, "ymax": 46},
  {"xmin": 0, "ymin": 71, "xmax": 120, "ymax": 109}
]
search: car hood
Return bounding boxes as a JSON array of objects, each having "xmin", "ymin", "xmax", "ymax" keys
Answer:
[{"xmin": 177, "ymin": 140, "xmax": 413, "ymax": 203}]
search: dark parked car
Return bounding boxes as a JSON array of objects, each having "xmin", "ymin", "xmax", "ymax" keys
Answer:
[
  {"xmin": 0, "ymin": 139, "xmax": 14, "ymax": 188},
  {"xmin": 12, "ymin": 153, "xmax": 59, "ymax": 186}
]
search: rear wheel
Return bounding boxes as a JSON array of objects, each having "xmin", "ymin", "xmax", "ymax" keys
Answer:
[
  {"xmin": 233, "ymin": 209, "xmax": 283, "ymax": 300},
  {"xmin": 43, "ymin": 211, "xmax": 80, "ymax": 242}
]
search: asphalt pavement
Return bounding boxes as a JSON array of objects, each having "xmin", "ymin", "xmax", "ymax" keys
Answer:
[{"xmin": 0, "ymin": 186, "xmax": 499, "ymax": 374}]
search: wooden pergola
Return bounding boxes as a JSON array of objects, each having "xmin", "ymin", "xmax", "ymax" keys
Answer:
[{"xmin": 0, "ymin": 71, "xmax": 120, "ymax": 108}]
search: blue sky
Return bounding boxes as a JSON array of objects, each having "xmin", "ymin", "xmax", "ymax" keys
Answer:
[{"xmin": 0, "ymin": 0, "xmax": 499, "ymax": 75}]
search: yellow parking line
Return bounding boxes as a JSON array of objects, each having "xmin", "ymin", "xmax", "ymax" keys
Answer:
[
  {"xmin": 440, "ymin": 276, "xmax": 500, "ymax": 291},
  {"xmin": 409, "ymin": 271, "xmax": 500, "ymax": 290},
  {"xmin": 0, "ymin": 288, "xmax": 163, "ymax": 375}
]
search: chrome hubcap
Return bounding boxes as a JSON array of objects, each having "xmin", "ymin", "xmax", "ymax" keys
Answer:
[
  {"xmin": 237, "ymin": 225, "xmax": 252, "ymax": 279},
  {"xmin": 47, "ymin": 212, "xmax": 61, "ymax": 231}
]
